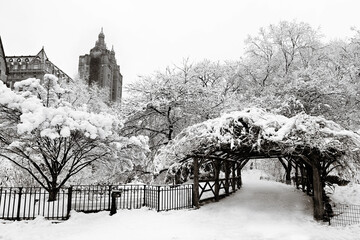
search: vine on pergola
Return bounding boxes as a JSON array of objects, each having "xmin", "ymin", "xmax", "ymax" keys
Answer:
[{"xmin": 154, "ymin": 107, "xmax": 360, "ymax": 179}]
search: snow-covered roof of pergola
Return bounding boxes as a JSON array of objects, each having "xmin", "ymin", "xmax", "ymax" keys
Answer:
[{"xmin": 154, "ymin": 108, "xmax": 360, "ymax": 174}]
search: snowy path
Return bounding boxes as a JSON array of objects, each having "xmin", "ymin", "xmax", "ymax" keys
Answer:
[{"xmin": 1, "ymin": 170, "xmax": 359, "ymax": 240}]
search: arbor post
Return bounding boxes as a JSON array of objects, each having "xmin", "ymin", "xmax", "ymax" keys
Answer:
[
  {"xmin": 214, "ymin": 160, "xmax": 221, "ymax": 201},
  {"xmin": 312, "ymin": 165, "xmax": 325, "ymax": 220},
  {"xmin": 192, "ymin": 158, "xmax": 200, "ymax": 208},
  {"xmin": 300, "ymin": 164, "xmax": 306, "ymax": 192},
  {"xmin": 286, "ymin": 159, "xmax": 292, "ymax": 185},
  {"xmin": 295, "ymin": 162, "xmax": 299, "ymax": 189},
  {"xmin": 231, "ymin": 162, "xmax": 236, "ymax": 192},
  {"xmin": 236, "ymin": 162, "xmax": 242, "ymax": 189},
  {"xmin": 306, "ymin": 165, "xmax": 313, "ymax": 195},
  {"xmin": 224, "ymin": 161, "xmax": 230, "ymax": 196}
]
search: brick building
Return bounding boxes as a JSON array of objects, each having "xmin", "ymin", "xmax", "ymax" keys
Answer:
[
  {"xmin": 78, "ymin": 29, "xmax": 122, "ymax": 102},
  {"xmin": 4, "ymin": 47, "xmax": 72, "ymax": 88},
  {"xmin": 0, "ymin": 37, "xmax": 7, "ymax": 83}
]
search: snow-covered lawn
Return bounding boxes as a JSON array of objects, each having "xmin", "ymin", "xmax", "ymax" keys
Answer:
[{"xmin": 1, "ymin": 170, "xmax": 359, "ymax": 240}]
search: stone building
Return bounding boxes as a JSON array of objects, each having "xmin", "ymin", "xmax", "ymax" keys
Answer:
[
  {"xmin": 4, "ymin": 47, "xmax": 72, "ymax": 88},
  {"xmin": 78, "ymin": 29, "xmax": 122, "ymax": 102},
  {"xmin": 0, "ymin": 36, "xmax": 8, "ymax": 83}
]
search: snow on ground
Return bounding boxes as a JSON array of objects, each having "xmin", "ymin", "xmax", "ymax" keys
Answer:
[
  {"xmin": 1, "ymin": 170, "xmax": 359, "ymax": 240},
  {"xmin": 329, "ymin": 182, "xmax": 360, "ymax": 205}
]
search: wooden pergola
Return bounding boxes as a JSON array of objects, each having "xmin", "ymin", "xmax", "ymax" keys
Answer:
[
  {"xmin": 155, "ymin": 108, "xmax": 360, "ymax": 221},
  {"xmin": 187, "ymin": 147, "xmax": 337, "ymax": 220}
]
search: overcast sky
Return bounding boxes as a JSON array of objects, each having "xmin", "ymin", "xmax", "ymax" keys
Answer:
[{"xmin": 1, "ymin": 0, "xmax": 359, "ymax": 84}]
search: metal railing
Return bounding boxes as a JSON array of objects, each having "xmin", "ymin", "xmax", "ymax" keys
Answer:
[
  {"xmin": 144, "ymin": 184, "xmax": 193, "ymax": 211},
  {"xmin": 0, "ymin": 184, "xmax": 194, "ymax": 221},
  {"xmin": 0, "ymin": 187, "xmax": 69, "ymax": 220},
  {"xmin": 330, "ymin": 203, "xmax": 360, "ymax": 226}
]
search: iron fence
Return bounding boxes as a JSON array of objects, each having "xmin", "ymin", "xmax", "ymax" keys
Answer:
[
  {"xmin": 71, "ymin": 185, "xmax": 112, "ymax": 212},
  {"xmin": 144, "ymin": 184, "xmax": 193, "ymax": 211},
  {"xmin": 0, "ymin": 187, "xmax": 69, "ymax": 220},
  {"xmin": 0, "ymin": 184, "xmax": 194, "ymax": 221},
  {"xmin": 330, "ymin": 203, "xmax": 360, "ymax": 226}
]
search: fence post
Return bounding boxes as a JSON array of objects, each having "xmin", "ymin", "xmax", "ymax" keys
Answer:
[
  {"xmin": 67, "ymin": 186, "xmax": 73, "ymax": 219},
  {"xmin": 157, "ymin": 186, "xmax": 161, "ymax": 212},
  {"xmin": 108, "ymin": 185, "xmax": 112, "ymax": 211},
  {"xmin": 110, "ymin": 192, "xmax": 117, "ymax": 216},
  {"xmin": 0, "ymin": 187, "xmax": 2, "ymax": 207},
  {"xmin": 143, "ymin": 185, "xmax": 146, "ymax": 207},
  {"xmin": 16, "ymin": 187, "xmax": 22, "ymax": 221}
]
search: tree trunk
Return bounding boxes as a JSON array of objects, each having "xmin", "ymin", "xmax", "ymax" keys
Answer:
[
  {"xmin": 48, "ymin": 187, "xmax": 59, "ymax": 201},
  {"xmin": 48, "ymin": 180, "xmax": 59, "ymax": 201}
]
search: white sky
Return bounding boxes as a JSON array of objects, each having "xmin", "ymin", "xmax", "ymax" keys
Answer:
[{"xmin": 1, "ymin": 0, "xmax": 360, "ymax": 84}]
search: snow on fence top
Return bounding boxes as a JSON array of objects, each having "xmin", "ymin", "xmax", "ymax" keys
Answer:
[{"xmin": 154, "ymin": 108, "xmax": 360, "ymax": 174}]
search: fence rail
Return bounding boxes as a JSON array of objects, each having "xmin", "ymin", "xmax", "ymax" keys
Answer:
[
  {"xmin": 199, "ymin": 177, "xmax": 239, "ymax": 202},
  {"xmin": 0, "ymin": 184, "xmax": 193, "ymax": 221},
  {"xmin": 330, "ymin": 203, "xmax": 360, "ymax": 226}
]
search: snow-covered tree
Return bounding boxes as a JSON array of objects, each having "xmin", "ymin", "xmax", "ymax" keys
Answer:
[
  {"xmin": 122, "ymin": 59, "xmax": 228, "ymax": 146},
  {"xmin": 0, "ymin": 75, "xmax": 148, "ymax": 200},
  {"xmin": 61, "ymin": 76, "xmax": 114, "ymax": 114}
]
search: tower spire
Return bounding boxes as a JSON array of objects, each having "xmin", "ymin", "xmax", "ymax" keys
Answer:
[{"xmin": 96, "ymin": 27, "xmax": 106, "ymax": 49}]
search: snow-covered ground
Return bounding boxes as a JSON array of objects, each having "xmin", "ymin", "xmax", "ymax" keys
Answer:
[
  {"xmin": 1, "ymin": 170, "xmax": 359, "ymax": 240},
  {"xmin": 329, "ymin": 182, "xmax": 360, "ymax": 205}
]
